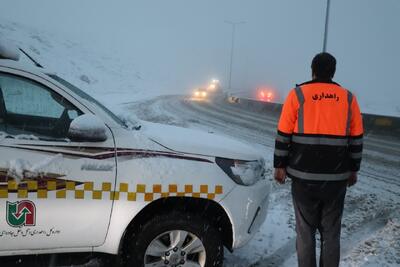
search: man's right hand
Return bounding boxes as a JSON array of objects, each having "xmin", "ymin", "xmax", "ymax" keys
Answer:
[
  {"xmin": 274, "ymin": 168, "xmax": 287, "ymax": 184},
  {"xmin": 348, "ymin": 172, "xmax": 358, "ymax": 187}
]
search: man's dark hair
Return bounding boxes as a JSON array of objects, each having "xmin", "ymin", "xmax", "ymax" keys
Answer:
[{"xmin": 311, "ymin": 52, "xmax": 336, "ymax": 79}]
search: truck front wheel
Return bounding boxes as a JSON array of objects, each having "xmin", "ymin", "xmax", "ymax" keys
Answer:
[{"xmin": 122, "ymin": 211, "xmax": 223, "ymax": 267}]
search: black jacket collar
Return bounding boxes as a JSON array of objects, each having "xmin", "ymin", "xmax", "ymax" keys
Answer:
[{"xmin": 298, "ymin": 79, "xmax": 340, "ymax": 87}]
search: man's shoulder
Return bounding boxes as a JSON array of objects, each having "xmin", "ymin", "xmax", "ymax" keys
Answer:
[{"xmin": 297, "ymin": 80, "xmax": 314, "ymax": 87}]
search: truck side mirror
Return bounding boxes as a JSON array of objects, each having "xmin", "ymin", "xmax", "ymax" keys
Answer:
[{"xmin": 68, "ymin": 114, "xmax": 108, "ymax": 142}]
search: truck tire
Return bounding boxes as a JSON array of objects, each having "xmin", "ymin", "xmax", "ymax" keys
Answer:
[{"xmin": 122, "ymin": 211, "xmax": 224, "ymax": 267}]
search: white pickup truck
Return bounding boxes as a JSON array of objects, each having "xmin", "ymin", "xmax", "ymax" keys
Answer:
[{"xmin": 0, "ymin": 45, "xmax": 270, "ymax": 267}]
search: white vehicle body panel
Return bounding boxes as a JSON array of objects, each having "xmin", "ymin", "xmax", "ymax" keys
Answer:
[{"xmin": 0, "ymin": 139, "xmax": 116, "ymax": 250}]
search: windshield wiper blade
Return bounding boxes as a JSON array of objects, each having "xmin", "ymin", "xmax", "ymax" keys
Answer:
[{"xmin": 19, "ymin": 48, "xmax": 44, "ymax": 68}]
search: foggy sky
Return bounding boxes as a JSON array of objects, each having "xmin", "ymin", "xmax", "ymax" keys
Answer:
[{"xmin": 1, "ymin": 0, "xmax": 399, "ymax": 115}]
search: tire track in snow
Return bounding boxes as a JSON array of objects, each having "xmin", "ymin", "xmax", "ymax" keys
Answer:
[
  {"xmin": 204, "ymin": 100, "xmax": 279, "ymax": 126},
  {"xmin": 181, "ymin": 99, "xmax": 277, "ymax": 138},
  {"xmin": 128, "ymin": 96, "xmax": 276, "ymax": 148}
]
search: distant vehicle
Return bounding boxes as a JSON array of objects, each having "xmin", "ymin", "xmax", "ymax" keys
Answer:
[
  {"xmin": 192, "ymin": 79, "xmax": 224, "ymax": 102},
  {"xmin": 192, "ymin": 87, "xmax": 209, "ymax": 101},
  {"xmin": 207, "ymin": 79, "xmax": 221, "ymax": 92},
  {"xmin": 0, "ymin": 45, "xmax": 270, "ymax": 267},
  {"xmin": 257, "ymin": 88, "xmax": 276, "ymax": 102}
]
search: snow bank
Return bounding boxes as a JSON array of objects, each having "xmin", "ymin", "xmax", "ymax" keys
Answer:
[
  {"xmin": 7, "ymin": 159, "xmax": 30, "ymax": 182},
  {"xmin": 7, "ymin": 154, "xmax": 64, "ymax": 182},
  {"xmin": 15, "ymin": 134, "xmax": 39, "ymax": 140},
  {"xmin": 117, "ymin": 112, "xmax": 142, "ymax": 130},
  {"xmin": 343, "ymin": 217, "xmax": 400, "ymax": 266},
  {"xmin": 0, "ymin": 131, "xmax": 40, "ymax": 141}
]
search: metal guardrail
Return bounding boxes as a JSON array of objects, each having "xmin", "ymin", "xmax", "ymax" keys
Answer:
[
  {"xmin": 226, "ymin": 96, "xmax": 400, "ymax": 135},
  {"xmin": 362, "ymin": 113, "xmax": 400, "ymax": 134},
  {"xmin": 227, "ymin": 96, "xmax": 282, "ymax": 114}
]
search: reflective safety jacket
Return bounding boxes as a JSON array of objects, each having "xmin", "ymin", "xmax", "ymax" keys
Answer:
[{"xmin": 274, "ymin": 80, "xmax": 364, "ymax": 181}]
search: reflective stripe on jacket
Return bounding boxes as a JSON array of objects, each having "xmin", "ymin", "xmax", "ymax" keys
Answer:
[{"xmin": 274, "ymin": 80, "xmax": 364, "ymax": 181}]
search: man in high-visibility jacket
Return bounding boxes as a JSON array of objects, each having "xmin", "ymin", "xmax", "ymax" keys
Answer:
[{"xmin": 274, "ymin": 52, "xmax": 363, "ymax": 267}]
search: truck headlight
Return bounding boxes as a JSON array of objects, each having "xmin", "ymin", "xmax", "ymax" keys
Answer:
[{"xmin": 216, "ymin": 157, "xmax": 265, "ymax": 186}]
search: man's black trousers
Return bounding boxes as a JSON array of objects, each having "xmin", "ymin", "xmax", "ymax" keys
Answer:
[{"xmin": 291, "ymin": 178, "xmax": 347, "ymax": 267}]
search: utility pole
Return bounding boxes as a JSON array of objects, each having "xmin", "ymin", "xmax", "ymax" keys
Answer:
[
  {"xmin": 225, "ymin": 20, "xmax": 246, "ymax": 90},
  {"xmin": 323, "ymin": 0, "xmax": 331, "ymax": 52}
]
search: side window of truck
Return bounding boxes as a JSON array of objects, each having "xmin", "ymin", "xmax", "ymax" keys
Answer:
[{"xmin": 0, "ymin": 72, "xmax": 82, "ymax": 139}]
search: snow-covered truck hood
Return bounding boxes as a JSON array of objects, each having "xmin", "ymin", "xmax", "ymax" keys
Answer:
[{"xmin": 142, "ymin": 122, "xmax": 263, "ymax": 161}]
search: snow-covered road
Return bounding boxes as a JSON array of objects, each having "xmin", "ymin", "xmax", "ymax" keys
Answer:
[{"xmin": 126, "ymin": 95, "xmax": 400, "ymax": 267}]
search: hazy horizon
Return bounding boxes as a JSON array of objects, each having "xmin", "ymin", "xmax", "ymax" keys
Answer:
[{"xmin": 1, "ymin": 0, "xmax": 399, "ymax": 114}]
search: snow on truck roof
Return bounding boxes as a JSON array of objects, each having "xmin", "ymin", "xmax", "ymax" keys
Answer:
[
  {"xmin": 0, "ymin": 39, "xmax": 20, "ymax": 61},
  {"xmin": 0, "ymin": 48, "xmax": 53, "ymax": 79},
  {"xmin": 0, "ymin": 40, "xmax": 52, "ymax": 78}
]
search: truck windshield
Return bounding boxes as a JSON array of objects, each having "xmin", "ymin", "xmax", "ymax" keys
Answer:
[{"xmin": 48, "ymin": 74, "xmax": 127, "ymax": 128}]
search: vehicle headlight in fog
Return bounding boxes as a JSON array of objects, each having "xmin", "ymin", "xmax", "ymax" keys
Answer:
[
  {"xmin": 216, "ymin": 157, "xmax": 265, "ymax": 186},
  {"xmin": 201, "ymin": 91, "xmax": 207, "ymax": 97},
  {"xmin": 194, "ymin": 91, "xmax": 200, "ymax": 96}
]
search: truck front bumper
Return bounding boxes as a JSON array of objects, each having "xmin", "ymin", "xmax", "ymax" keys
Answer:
[{"xmin": 219, "ymin": 178, "xmax": 271, "ymax": 249}]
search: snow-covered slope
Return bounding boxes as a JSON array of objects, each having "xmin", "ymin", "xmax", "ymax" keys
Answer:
[
  {"xmin": 0, "ymin": 19, "xmax": 180, "ymax": 115},
  {"xmin": 1, "ymin": 19, "xmax": 400, "ymax": 118}
]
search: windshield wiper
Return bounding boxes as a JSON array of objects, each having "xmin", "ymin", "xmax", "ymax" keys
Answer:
[{"xmin": 19, "ymin": 48, "xmax": 44, "ymax": 68}]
